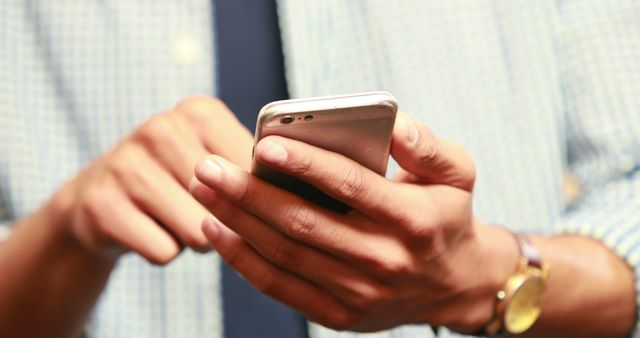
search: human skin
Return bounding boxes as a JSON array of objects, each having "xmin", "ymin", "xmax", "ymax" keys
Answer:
[
  {"xmin": 0, "ymin": 97, "xmax": 253, "ymax": 338},
  {"xmin": 191, "ymin": 112, "xmax": 636, "ymax": 337}
]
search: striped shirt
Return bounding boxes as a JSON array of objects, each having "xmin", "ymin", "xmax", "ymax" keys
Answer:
[{"xmin": 1, "ymin": 1, "xmax": 639, "ymax": 337}]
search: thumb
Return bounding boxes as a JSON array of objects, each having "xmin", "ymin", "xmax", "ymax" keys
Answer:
[{"xmin": 391, "ymin": 112, "xmax": 476, "ymax": 191}]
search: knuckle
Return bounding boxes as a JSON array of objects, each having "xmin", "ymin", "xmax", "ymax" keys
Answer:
[
  {"xmin": 287, "ymin": 153, "xmax": 313, "ymax": 177},
  {"xmin": 211, "ymin": 202, "xmax": 238, "ymax": 226},
  {"xmin": 153, "ymin": 129, "xmax": 185, "ymax": 157},
  {"xmin": 116, "ymin": 168, "xmax": 149, "ymax": 196},
  {"xmin": 109, "ymin": 150, "xmax": 151, "ymax": 195},
  {"xmin": 319, "ymin": 310, "xmax": 360, "ymax": 331},
  {"xmin": 394, "ymin": 200, "xmax": 438, "ymax": 239},
  {"xmin": 254, "ymin": 267, "xmax": 280, "ymax": 297},
  {"xmin": 401, "ymin": 211, "xmax": 435, "ymax": 239},
  {"xmin": 109, "ymin": 147, "xmax": 135, "ymax": 175},
  {"xmin": 348, "ymin": 284, "xmax": 394, "ymax": 311},
  {"xmin": 271, "ymin": 239, "xmax": 300, "ymax": 268},
  {"xmin": 82, "ymin": 183, "xmax": 116, "ymax": 229},
  {"xmin": 109, "ymin": 159, "xmax": 128, "ymax": 182},
  {"xmin": 399, "ymin": 211, "xmax": 447, "ymax": 258},
  {"xmin": 80, "ymin": 185, "xmax": 103, "ymax": 224},
  {"xmin": 421, "ymin": 232, "xmax": 446, "ymax": 259},
  {"xmin": 335, "ymin": 165, "xmax": 366, "ymax": 201},
  {"xmin": 371, "ymin": 256, "xmax": 412, "ymax": 282},
  {"xmin": 284, "ymin": 205, "xmax": 318, "ymax": 241},
  {"xmin": 74, "ymin": 219, "xmax": 107, "ymax": 252},
  {"xmin": 413, "ymin": 228, "xmax": 439, "ymax": 253},
  {"xmin": 136, "ymin": 115, "xmax": 173, "ymax": 146},
  {"xmin": 458, "ymin": 148, "xmax": 477, "ymax": 189},
  {"xmin": 235, "ymin": 178, "xmax": 259, "ymax": 206},
  {"xmin": 74, "ymin": 224, "xmax": 101, "ymax": 250},
  {"xmin": 177, "ymin": 95, "xmax": 223, "ymax": 111},
  {"xmin": 417, "ymin": 137, "xmax": 439, "ymax": 167},
  {"xmin": 224, "ymin": 241, "xmax": 247, "ymax": 269},
  {"xmin": 413, "ymin": 125, "xmax": 439, "ymax": 165},
  {"xmin": 79, "ymin": 185, "xmax": 118, "ymax": 247},
  {"xmin": 174, "ymin": 95, "xmax": 227, "ymax": 125}
]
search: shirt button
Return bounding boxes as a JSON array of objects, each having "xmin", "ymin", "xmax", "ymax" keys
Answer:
[{"xmin": 172, "ymin": 35, "xmax": 201, "ymax": 65}]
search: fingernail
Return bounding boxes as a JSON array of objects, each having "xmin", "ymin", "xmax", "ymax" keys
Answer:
[
  {"xmin": 258, "ymin": 138, "xmax": 288, "ymax": 164},
  {"xmin": 202, "ymin": 214, "xmax": 220, "ymax": 240},
  {"xmin": 198, "ymin": 159, "xmax": 222, "ymax": 183},
  {"xmin": 401, "ymin": 112, "xmax": 419, "ymax": 144}
]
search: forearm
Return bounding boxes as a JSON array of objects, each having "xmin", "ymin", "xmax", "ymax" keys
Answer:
[
  {"xmin": 521, "ymin": 234, "xmax": 636, "ymax": 338},
  {"xmin": 0, "ymin": 187, "xmax": 115, "ymax": 338}
]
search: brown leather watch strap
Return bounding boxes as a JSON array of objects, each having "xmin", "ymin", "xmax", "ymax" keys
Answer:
[{"xmin": 515, "ymin": 234, "xmax": 542, "ymax": 268}]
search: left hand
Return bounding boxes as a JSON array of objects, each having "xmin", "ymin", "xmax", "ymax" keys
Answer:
[{"xmin": 190, "ymin": 113, "xmax": 517, "ymax": 333}]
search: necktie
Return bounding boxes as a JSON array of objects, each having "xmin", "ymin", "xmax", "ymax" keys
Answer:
[{"xmin": 214, "ymin": 1, "xmax": 309, "ymax": 337}]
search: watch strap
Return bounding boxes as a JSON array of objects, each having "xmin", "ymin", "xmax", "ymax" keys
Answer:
[
  {"xmin": 515, "ymin": 234, "xmax": 542, "ymax": 268},
  {"xmin": 484, "ymin": 232, "xmax": 544, "ymax": 336}
]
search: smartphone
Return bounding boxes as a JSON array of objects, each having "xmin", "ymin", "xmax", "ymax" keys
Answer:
[{"xmin": 251, "ymin": 91, "xmax": 398, "ymax": 212}]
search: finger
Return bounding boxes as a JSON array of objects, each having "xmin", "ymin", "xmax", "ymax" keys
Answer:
[
  {"xmin": 133, "ymin": 114, "xmax": 209, "ymax": 188},
  {"xmin": 202, "ymin": 117, "xmax": 253, "ymax": 171},
  {"xmin": 192, "ymin": 163, "xmax": 412, "ymax": 281},
  {"xmin": 79, "ymin": 181, "xmax": 181, "ymax": 265},
  {"xmin": 391, "ymin": 112, "xmax": 476, "ymax": 191},
  {"xmin": 190, "ymin": 171, "xmax": 365, "ymax": 259},
  {"xmin": 113, "ymin": 145, "xmax": 210, "ymax": 251},
  {"xmin": 202, "ymin": 215, "xmax": 359, "ymax": 329},
  {"xmin": 190, "ymin": 179, "xmax": 393, "ymax": 312},
  {"xmin": 173, "ymin": 96, "xmax": 254, "ymax": 171},
  {"xmin": 253, "ymin": 135, "xmax": 404, "ymax": 221}
]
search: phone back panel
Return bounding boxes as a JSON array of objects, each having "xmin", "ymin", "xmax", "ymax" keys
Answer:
[{"xmin": 252, "ymin": 92, "xmax": 397, "ymax": 212}]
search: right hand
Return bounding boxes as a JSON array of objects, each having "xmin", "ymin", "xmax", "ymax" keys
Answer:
[{"xmin": 49, "ymin": 96, "xmax": 252, "ymax": 264}]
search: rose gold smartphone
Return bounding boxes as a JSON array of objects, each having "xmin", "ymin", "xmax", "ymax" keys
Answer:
[{"xmin": 251, "ymin": 91, "xmax": 398, "ymax": 212}]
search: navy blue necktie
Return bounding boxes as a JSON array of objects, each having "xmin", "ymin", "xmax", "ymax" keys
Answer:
[{"xmin": 214, "ymin": 1, "xmax": 309, "ymax": 337}]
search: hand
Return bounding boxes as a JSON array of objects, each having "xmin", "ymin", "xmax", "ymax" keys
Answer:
[
  {"xmin": 51, "ymin": 96, "xmax": 253, "ymax": 264},
  {"xmin": 191, "ymin": 113, "xmax": 516, "ymax": 332}
]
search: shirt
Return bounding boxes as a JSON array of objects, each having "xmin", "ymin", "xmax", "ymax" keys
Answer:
[{"xmin": 1, "ymin": 1, "xmax": 639, "ymax": 337}]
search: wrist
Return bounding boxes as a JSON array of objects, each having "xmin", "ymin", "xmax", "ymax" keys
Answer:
[
  {"xmin": 468, "ymin": 221, "xmax": 522, "ymax": 332},
  {"xmin": 0, "ymin": 180, "xmax": 116, "ymax": 337},
  {"xmin": 440, "ymin": 220, "xmax": 520, "ymax": 333}
]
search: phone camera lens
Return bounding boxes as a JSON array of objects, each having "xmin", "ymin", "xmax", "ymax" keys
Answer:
[
  {"xmin": 304, "ymin": 115, "xmax": 314, "ymax": 121},
  {"xmin": 280, "ymin": 116, "xmax": 294, "ymax": 124}
]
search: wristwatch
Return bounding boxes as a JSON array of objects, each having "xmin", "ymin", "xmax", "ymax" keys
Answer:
[{"xmin": 484, "ymin": 233, "xmax": 550, "ymax": 336}]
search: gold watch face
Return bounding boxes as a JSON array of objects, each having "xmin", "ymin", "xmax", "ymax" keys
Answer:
[{"xmin": 504, "ymin": 275, "xmax": 545, "ymax": 334}]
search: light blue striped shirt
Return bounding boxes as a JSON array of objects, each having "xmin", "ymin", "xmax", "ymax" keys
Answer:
[{"xmin": 1, "ymin": 1, "xmax": 639, "ymax": 337}]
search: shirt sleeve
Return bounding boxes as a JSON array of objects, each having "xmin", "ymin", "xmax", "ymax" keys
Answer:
[
  {"xmin": 554, "ymin": 175, "xmax": 640, "ymax": 337},
  {"xmin": 554, "ymin": 176, "xmax": 640, "ymax": 299},
  {"xmin": 553, "ymin": 1, "xmax": 640, "ymax": 335}
]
